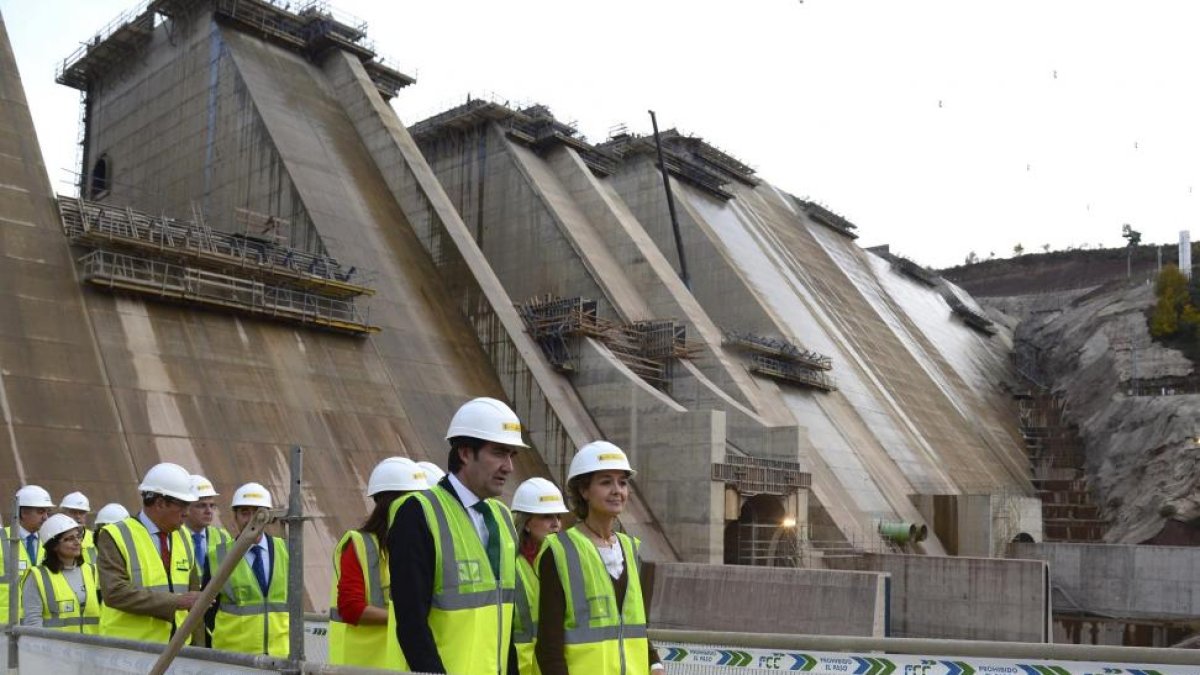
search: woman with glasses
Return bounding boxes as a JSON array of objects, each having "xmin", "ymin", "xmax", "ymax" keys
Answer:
[{"xmin": 21, "ymin": 513, "xmax": 100, "ymax": 634}]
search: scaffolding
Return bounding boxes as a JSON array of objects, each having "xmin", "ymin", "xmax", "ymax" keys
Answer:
[
  {"xmin": 796, "ymin": 199, "xmax": 859, "ymax": 240},
  {"xmin": 747, "ymin": 353, "xmax": 837, "ymax": 392},
  {"xmin": 77, "ymin": 249, "xmax": 378, "ymax": 335},
  {"xmin": 711, "ymin": 455, "xmax": 812, "ymax": 495},
  {"xmin": 57, "ymin": 196, "xmax": 373, "ymax": 298},
  {"xmin": 516, "ymin": 295, "xmax": 700, "ymax": 388},
  {"xmin": 56, "ymin": 0, "xmax": 415, "ymax": 99},
  {"xmin": 944, "ymin": 294, "xmax": 997, "ymax": 335},
  {"xmin": 723, "ymin": 330, "xmax": 832, "ymax": 371}
]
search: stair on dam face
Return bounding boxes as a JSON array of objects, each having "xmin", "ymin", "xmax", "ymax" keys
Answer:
[{"xmin": 1018, "ymin": 390, "xmax": 1108, "ymax": 543}]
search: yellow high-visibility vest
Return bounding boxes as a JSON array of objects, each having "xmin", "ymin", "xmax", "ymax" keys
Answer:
[
  {"xmin": 0, "ymin": 526, "xmax": 44, "ymax": 623},
  {"xmin": 82, "ymin": 528, "xmax": 96, "ymax": 567},
  {"xmin": 98, "ymin": 518, "xmax": 195, "ymax": 644},
  {"xmin": 29, "ymin": 562, "xmax": 100, "ymax": 634},
  {"xmin": 182, "ymin": 524, "xmax": 231, "ymax": 565},
  {"xmin": 328, "ymin": 530, "xmax": 391, "ymax": 668},
  {"xmin": 514, "ymin": 554, "xmax": 541, "ymax": 675},
  {"xmin": 384, "ymin": 486, "xmax": 518, "ymax": 674},
  {"xmin": 540, "ymin": 527, "xmax": 649, "ymax": 675},
  {"xmin": 208, "ymin": 536, "xmax": 289, "ymax": 657}
]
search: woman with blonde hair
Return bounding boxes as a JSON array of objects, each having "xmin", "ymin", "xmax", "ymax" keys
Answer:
[
  {"xmin": 510, "ymin": 477, "xmax": 569, "ymax": 674},
  {"xmin": 535, "ymin": 441, "xmax": 663, "ymax": 674}
]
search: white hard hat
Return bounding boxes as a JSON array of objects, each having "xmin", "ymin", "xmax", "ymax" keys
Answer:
[
  {"xmin": 445, "ymin": 397, "xmax": 529, "ymax": 448},
  {"xmin": 512, "ymin": 478, "xmax": 569, "ymax": 514},
  {"xmin": 190, "ymin": 475, "xmax": 219, "ymax": 498},
  {"xmin": 368, "ymin": 458, "xmax": 429, "ymax": 495},
  {"xmin": 59, "ymin": 491, "xmax": 91, "ymax": 512},
  {"xmin": 16, "ymin": 485, "xmax": 55, "ymax": 508},
  {"xmin": 231, "ymin": 482, "xmax": 273, "ymax": 509},
  {"xmin": 95, "ymin": 503, "xmax": 130, "ymax": 526},
  {"xmin": 39, "ymin": 513, "xmax": 82, "ymax": 545},
  {"xmin": 567, "ymin": 441, "xmax": 636, "ymax": 481},
  {"xmin": 417, "ymin": 461, "xmax": 446, "ymax": 485},
  {"xmin": 138, "ymin": 463, "xmax": 198, "ymax": 502}
]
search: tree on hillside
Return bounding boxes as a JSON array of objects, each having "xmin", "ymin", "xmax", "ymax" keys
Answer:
[
  {"xmin": 1122, "ymin": 223, "xmax": 1142, "ymax": 247},
  {"xmin": 1042, "ymin": 243, "xmax": 1050, "ymax": 253},
  {"xmin": 965, "ymin": 251, "xmax": 979, "ymax": 264},
  {"xmin": 1013, "ymin": 243, "xmax": 1025, "ymax": 256},
  {"xmin": 1150, "ymin": 265, "xmax": 1200, "ymax": 338}
]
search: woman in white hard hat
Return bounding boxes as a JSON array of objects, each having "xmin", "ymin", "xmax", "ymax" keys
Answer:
[
  {"xmin": 328, "ymin": 458, "xmax": 427, "ymax": 668},
  {"xmin": 206, "ymin": 482, "xmax": 288, "ymax": 656},
  {"xmin": 21, "ymin": 513, "xmax": 99, "ymax": 634},
  {"xmin": 511, "ymin": 478, "xmax": 568, "ymax": 675},
  {"xmin": 535, "ymin": 441, "xmax": 663, "ymax": 675}
]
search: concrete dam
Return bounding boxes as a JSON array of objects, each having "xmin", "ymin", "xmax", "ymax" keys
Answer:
[{"xmin": 1, "ymin": 0, "xmax": 1040, "ymax": 610}]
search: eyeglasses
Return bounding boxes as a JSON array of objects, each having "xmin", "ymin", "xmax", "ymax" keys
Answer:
[
  {"xmin": 163, "ymin": 496, "xmax": 188, "ymax": 508},
  {"xmin": 57, "ymin": 533, "xmax": 82, "ymax": 543}
]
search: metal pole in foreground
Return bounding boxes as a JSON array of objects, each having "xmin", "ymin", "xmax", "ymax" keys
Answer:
[
  {"xmin": 648, "ymin": 110, "xmax": 691, "ymax": 291},
  {"xmin": 6, "ymin": 496, "xmax": 19, "ymax": 673},
  {"xmin": 148, "ymin": 507, "xmax": 273, "ymax": 675},
  {"xmin": 286, "ymin": 444, "xmax": 305, "ymax": 663}
]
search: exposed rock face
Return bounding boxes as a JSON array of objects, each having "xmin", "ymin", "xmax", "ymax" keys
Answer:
[{"xmin": 999, "ymin": 281, "xmax": 1200, "ymax": 543}]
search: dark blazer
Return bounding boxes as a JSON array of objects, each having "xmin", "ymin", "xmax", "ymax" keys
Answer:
[{"xmin": 388, "ymin": 475, "xmax": 519, "ymax": 673}]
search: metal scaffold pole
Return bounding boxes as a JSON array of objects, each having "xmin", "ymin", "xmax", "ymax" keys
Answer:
[
  {"xmin": 287, "ymin": 444, "xmax": 306, "ymax": 663},
  {"xmin": 649, "ymin": 110, "xmax": 691, "ymax": 291},
  {"xmin": 6, "ymin": 496, "xmax": 18, "ymax": 674}
]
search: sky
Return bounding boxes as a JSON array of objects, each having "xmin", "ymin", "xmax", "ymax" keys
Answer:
[{"xmin": 5, "ymin": 0, "xmax": 1200, "ymax": 269}]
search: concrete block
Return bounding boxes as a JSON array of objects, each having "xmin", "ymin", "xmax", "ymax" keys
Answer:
[{"xmin": 647, "ymin": 562, "xmax": 887, "ymax": 636}]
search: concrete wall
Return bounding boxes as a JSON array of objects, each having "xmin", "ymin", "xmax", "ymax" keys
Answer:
[
  {"xmin": 825, "ymin": 553, "xmax": 1051, "ymax": 642},
  {"xmin": 1010, "ymin": 542, "xmax": 1200, "ymax": 620},
  {"xmin": 913, "ymin": 493, "xmax": 1044, "ymax": 557},
  {"xmin": 647, "ymin": 562, "xmax": 888, "ymax": 637}
]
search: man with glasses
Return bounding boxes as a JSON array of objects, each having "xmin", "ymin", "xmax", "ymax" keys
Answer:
[
  {"xmin": 95, "ymin": 462, "xmax": 205, "ymax": 644},
  {"xmin": 0, "ymin": 485, "xmax": 55, "ymax": 624}
]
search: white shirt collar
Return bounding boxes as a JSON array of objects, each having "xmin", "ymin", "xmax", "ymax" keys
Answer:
[
  {"xmin": 16, "ymin": 525, "xmax": 34, "ymax": 540},
  {"xmin": 448, "ymin": 473, "xmax": 482, "ymax": 510},
  {"xmin": 137, "ymin": 511, "xmax": 160, "ymax": 536}
]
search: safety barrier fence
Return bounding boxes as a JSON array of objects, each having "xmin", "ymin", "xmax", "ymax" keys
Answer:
[{"xmin": 5, "ymin": 621, "xmax": 1199, "ymax": 674}]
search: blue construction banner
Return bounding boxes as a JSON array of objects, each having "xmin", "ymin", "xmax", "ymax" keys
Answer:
[{"xmin": 656, "ymin": 642, "xmax": 1193, "ymax": 675}]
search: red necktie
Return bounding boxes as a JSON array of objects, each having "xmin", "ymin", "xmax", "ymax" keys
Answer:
[{"xmin": 156, "ymin": 531, "xmax": 170, "ymax": 570}]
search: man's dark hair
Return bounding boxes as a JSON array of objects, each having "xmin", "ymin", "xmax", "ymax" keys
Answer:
[{"xmin": 447, "ymin": 436, "xmax": 486, "ymax": 474}]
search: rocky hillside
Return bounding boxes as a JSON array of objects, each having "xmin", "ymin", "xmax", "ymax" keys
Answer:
[{"xmin": 992, "ymin": 280, "xmax": 1200, "ymax": 544}]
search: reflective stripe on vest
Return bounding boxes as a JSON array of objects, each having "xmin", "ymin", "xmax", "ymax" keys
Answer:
[
  {"xmin": 424, "ymin": 491, "xmax": 517, "ymax": 611},
  {"xmin": 328, "ymin": 529, "xmax": 392, "ymax": 669},
  {"xmin": 98, "ymin": 518, "xmax": 193, "ymax": 644},
  {"xmin": 513, "ymin": 556, "xmax": 537, "ymax": 644},
  {"xmin": 544, "ymin": 527, "xmax": 650, "ymax": 675},
  {"xmin": 210, "ymin": 536, "xmax": 289, "ymax": 657},
  {"xmin": 35, "ymin": 566, "xmax": 100, "ymax": 631}
]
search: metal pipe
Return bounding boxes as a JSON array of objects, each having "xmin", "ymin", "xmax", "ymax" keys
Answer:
[
  {"xmin": 6, "ymin": 495, "xmax": 19, "ymax": 672},
  {"xmin": 648, "ymin": 110, "xmax": 690, "ymax": 291},
  {"xmin": 287, "ymin": 444, "xmax": 306, "ymax": 663},
  {"xmin": 11, "ymin": 625, "xmax": 290, "ymax": 669},
  {"xmin": 148, "ymin": 506, "xmax": 274, "ymax": 675},
  {"xmin": 647, "ymin": 629, "xmax": 1200, "ymax": 666}
]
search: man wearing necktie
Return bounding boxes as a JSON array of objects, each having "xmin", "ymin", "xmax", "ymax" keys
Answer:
[
  {"xmin": 1, "ymin": 485, "xmax": 55, "ymax": 623},
  {"xmin": 388, "ymin": 397, "xmax": 525, "ymax": 674},
  {"xmin": 95, "ymin": 463, "xmax": 205, "ymax": 644},
  {"xmin": 182, "ymin": 475, "xmax": 230, "ymax": 646},
  {"xmin": 205, "ymin": 482, "xmax": 289, "ymax": 657}
]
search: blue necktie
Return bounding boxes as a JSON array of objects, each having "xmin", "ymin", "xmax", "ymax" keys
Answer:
[
  {"xmin": 25, "ymin": 534, "xmax": 37, "ymax": 563},
  {"xmin": 192, "ymin": 531, "xmax": 206, "ymax": 572},
  {"xmin": 250, "ymin": 546, "xmax": 269, "ymax": 595}
]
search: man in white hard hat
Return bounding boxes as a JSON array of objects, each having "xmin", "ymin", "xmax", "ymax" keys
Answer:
[
  {"xmin": 182, "ymin": 475, "xmax": 229, "ymax": 647},
  {"xmin": 0, "ymin": 485, "xmax": 55, "ymax": 623},
  {"xmin": 387, "ymin": 397, "xmax": 526, "ymax": 674},
  {"xmin": 59, "ymin": 491, "xmax": 94, "ymax": 564},
  {"xmin": 205, "ymin": 483, "xmax": 288, "ymax": 657},
  {"xmin": 96, "ymin": 462, "xmax": 204, "ymax": 644}
]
